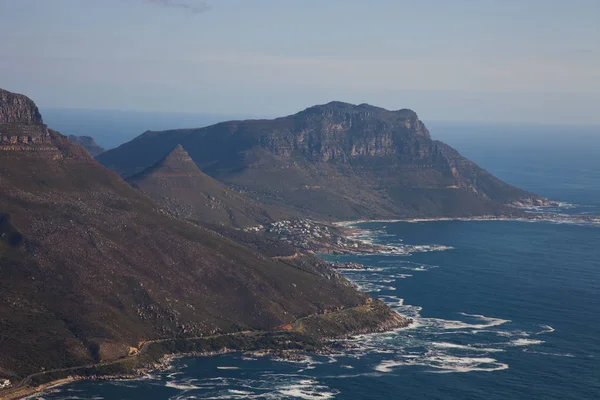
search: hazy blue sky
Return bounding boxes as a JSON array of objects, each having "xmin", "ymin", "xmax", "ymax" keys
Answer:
[{"xmin": 1, "ymin": 0, "xmax": 599, "ymax": 123}]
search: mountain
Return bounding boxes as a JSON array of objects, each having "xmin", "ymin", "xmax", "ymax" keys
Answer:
[
  {"xmin": 0, "ymin": 90, "xmax": 397, "ymax": 382},
  {"xmin": 68, "ymin": 135, "xmax": 105, "ymax": 157},
  {"xmin": 128, "ymin": 144, "xmax": 286, "ymax": 228},
  {"xmin": 98, "ymin": 102, "xmax": 546, "ymax": 221}
]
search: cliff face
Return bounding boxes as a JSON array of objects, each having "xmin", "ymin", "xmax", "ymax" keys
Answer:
[
  {"xmin": 257, "ymin": 103, "xmax": 431, "ymax": 161},
  {"xmin": 98, "ymin": 102, "xmax": 545, "ymax": 220},
  {"xmin": 0, "ymin": 89, "xmax": 53, "ymax": 152},
  {"xmin": 0, "ymin": 90, "xmax": 376, "ymax": 380},
  {"xmin": 0, "ymin": 89, "xmax": 43, "ymax": 124},
  {"xmin": 129, "ymin": 145, "xmax": 287, "ymax": 227}
]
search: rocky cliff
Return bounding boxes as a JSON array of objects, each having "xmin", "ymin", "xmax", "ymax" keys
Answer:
[
  {"xmin": 98, "ymin": 102, "xmax": 547, "ymax": 220},
  {"xmin": 0, "ymin": 89, "xmax": 43, "ymax": 124},
  {"xmin": 0, "ymin": 89, "xmax": 54, "ymax": 155}
]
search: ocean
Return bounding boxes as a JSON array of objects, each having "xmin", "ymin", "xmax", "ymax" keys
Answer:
[{"xmin": 33, "ymin": 122, "xmax": 600, "ymax": 399}]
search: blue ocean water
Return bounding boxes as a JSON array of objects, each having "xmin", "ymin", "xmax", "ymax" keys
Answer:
[{"xmin": 35, "ymin": 123, "xmax": 600, "ymax": 399}]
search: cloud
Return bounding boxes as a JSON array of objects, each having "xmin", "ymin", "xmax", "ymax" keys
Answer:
[{"xmin": 142, "ymin": 0, "xmax": 211, "ymax": 14}]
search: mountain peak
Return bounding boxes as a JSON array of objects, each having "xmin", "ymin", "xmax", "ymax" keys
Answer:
[
  {"xmin": 129, "ymin": 144, "xmax": 285, "ymax": 227},
  {"xmin": 140, "ymin": 144, "xmax": 202, "ymax": 178},
  {"xmin": 172, "ymin": 143, "xmax": 187, "ymax": 153},
  {"xmin": 163, "ymin": 144, "xmax": 194, "ymax": 164}
]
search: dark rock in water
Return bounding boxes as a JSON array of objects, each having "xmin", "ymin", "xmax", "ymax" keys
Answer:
[
  {"xmin": 68, "ymin": 135, "xmax": 105, "ymax": 157},
  {"xmin": 327, "ymin": 261, "xmax": 366, "ymax": 270},
  {"xmin": 97, "ymin": 101, "xmax": 548, "ymax": 220}
]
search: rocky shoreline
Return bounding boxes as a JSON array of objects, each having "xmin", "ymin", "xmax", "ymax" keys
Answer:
[
  {"xmin": 3, "ymin": 302, "xmax": 409, "ymax": 400},
  {"xmin": 333, "ymin": 208, "xmax": 600, "ymax": 226},
  {"xmin": 252, "ymin": 212, "xmax": 600, "ymax": 258}
]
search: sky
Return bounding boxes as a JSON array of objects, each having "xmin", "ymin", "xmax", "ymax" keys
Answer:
[{"xmin": 1, "ymin": 0, "xmax": 599, "ymax": 124}]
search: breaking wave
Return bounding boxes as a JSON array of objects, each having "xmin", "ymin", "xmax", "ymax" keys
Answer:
[
  {"xmin": 162, "ymin": 374, "xmax": 340, "ymax": 400},
  {"xmin": 338, "ymin": 262, "xmax": 553, "ymax": 376}
]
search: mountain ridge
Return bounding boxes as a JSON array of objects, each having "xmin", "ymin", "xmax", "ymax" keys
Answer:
[{"xmin": 98, "ymin": 101, "xmax": 546, "ymax": 221}]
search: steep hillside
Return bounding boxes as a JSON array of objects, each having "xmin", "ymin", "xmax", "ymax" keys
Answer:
[
  {"xmin": 129, "ymin": 145, "xmax": 286, "ymax": 228},
  {"xmin": 0, "ymin": 90, "xmax": 394, "ymax": 382},
  {"xmin": 98, "ymin": 102, "xmax": 547, "ymax": 221}
]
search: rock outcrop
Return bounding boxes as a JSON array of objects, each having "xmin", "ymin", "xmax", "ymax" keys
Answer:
[
  {"xmin": 0, "ymin": 89, "xmax": 52, "ymax": 151},
  {"xmin": 0, "ymin": 89, "xmax": 43, "ymax": 124},
  {"xmin": 98, "ymin": 102, "xmax": 548, "ymax": 220}
]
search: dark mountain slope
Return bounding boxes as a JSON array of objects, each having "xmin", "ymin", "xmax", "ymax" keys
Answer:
[
  {"xmin": 98, "ymin": 102, "xmax": 546, "ymax": 220},
  {"xmin": 129, "ymin": 145, "xmax": 286, "ymax": 228},
  {"xmin": 0, "ymin": 90, "xmax": 387, "ymax": 381},
  {"xmin": 68, "ymin": 135, "xmax": 105, "ymax": 157}
]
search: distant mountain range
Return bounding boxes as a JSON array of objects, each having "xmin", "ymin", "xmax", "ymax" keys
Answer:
[
  {"xmin": 98, "ymin": 101, "xmax": 548, "ymax": 222},
  {"xmin": 41, "ymin": 108, "xmax": 255, "ymax": 150},
  {"xmin": 67, "ymin": 135, "xmax": 105, "ymax": 156}
]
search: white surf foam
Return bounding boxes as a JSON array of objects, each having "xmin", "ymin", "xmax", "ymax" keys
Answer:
[
  {"xmin": 430, "ymin": 342, "xmax": 504, "ymax": 353},
  {"xmin": 510, "ymin": 339, "xmax": 545, "ymax": 347},
  {"xmin": 522, "ymin": 349, "xmax": 575, "ymax": 358},
  {"xmin": 276, "ymin": 379, "xmax": 339, "ymax": 400},
  {"xmin": 165, "ymin": 381, "xmax": 201, "ymax": 391},
  {"xmin": 374, "ymin": 354, "xmax": 509, "ymax": 374},
  {"xmin": 422, "ymin": 314, "xmax": 511, "ymax": 331},
  {"xmin": 339, "ymin": 214, "xmax": 600, "ymax": 232},
  {"xmin": 373, "ymin": 359, "xmax": 403, "ymax": 373},
  {"xmin": 228, "ymin": 389, "xmax": 253, "ymax": 395},
  {"xmin": 536, "ymin": 325, "xmax": 555, "ymax": 335}
]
